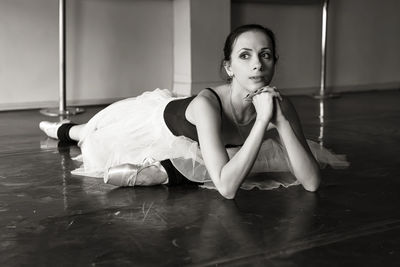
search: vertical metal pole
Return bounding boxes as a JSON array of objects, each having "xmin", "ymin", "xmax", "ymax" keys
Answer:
[
  {"xmin": 313, "ymin": 0, "xmax": 337, "ymax": 99},
  {"xmin": 59, "ymin": 0, "xmax": 66, "ymax": 113},
  {"xmin": 40, "ymin": 0, "xmax": 84, "ymax": 116},
  {"xmin": 320, "ymin": 0, "xmax": 328, "ymax": 97}
]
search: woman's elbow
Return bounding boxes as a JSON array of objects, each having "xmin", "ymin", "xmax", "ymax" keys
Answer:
[
  {"xmin": 302, "ymin": 172, "xmax": 321, "ymax": 192},
  {"xmin": 217, "ymin": 184, "xmax": 237, "ymax": 199},
  {"xmin": 303, "ymin": 180, "xmax": 320, "ymax": 192}
]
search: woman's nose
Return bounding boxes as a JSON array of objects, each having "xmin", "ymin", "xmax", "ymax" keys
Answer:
[{"xmin": 252, "ymin": 56, "xmax": 263, "ymax": 70}]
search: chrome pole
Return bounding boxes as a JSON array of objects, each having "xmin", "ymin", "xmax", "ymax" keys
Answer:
[
  {"xmin": 313, "ymin": 0, "xmax": 338, "ymax": 99},
  {"xmin": 320, "ymin": 0, "xmax": 328, "ymax": 97},
  {"xmin": 59, "ymin": 0, "xmax": 66, "ymax": 113},
  {"xmin": 40, "ymin": 0, "xmax": 84, "ymax": 117}
]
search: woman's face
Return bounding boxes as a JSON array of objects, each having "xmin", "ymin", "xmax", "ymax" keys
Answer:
[{"xmin": 226, "ymin": 31, "xmax": 275, "ymax": 93}]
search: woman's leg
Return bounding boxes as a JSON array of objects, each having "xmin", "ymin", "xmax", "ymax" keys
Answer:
[
  {"xmin": 68, "ymin": 124, "xmax": 86, "ymax": 142},
  {"xmin": 39, "ymin": 121, "xmax": 86, "ymax": 142}
]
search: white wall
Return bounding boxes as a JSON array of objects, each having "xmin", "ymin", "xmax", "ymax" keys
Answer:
[
  {"xmin": 232, "ymin": 0, "xmax": 400, "ymax": 94},
  {"xmin": 0, "ymin": 0, "xmax": 173, "ymax": 110},
  {"xmin": 1, "ymin": 0, "xmax": 399, "ymax": 110},
  {"xmin": 173, "ymin": 0, "xmax": 230, "ymax": 96}
]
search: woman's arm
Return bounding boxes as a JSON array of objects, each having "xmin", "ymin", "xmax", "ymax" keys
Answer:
[
  {"xmin": 273, "ymin": 97, "xmax": 321, "ymax": 191},
  {"xmin": 192, "ymin": 90, "xmax": 276, "ymax": 199}
]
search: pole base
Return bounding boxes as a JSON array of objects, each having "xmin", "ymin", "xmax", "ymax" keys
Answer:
[
  {"xmin": 312, "ymin": 93, "xmax": 340, "ymax": 99},
  {"xmin": 40, "ymin": 107, "xmax": 85, "ymax": 117}
]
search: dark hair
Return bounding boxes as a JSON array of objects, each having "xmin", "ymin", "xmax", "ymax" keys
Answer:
[{"xmin": 220, "ymin": 24, "xmax": 278, "ymax": 82}]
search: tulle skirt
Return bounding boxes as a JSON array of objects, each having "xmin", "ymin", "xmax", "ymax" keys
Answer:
[{"xmin": 72, "ymin": 88, "xmax": 349, "ymax": 190}]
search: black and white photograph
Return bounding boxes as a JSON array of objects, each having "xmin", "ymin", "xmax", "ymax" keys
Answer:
[{"xmin": 0, "ymin": 0, "xmax": 399, "ymax": 266}]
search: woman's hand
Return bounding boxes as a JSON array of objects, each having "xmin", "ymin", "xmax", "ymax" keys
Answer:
[
  {"xmin": 271, "ymin": 97, "xmax": 287, "ymax": 129},
  {"xmin": 251, "ymin": 86, "xmax": 282, "ymax": 124}
]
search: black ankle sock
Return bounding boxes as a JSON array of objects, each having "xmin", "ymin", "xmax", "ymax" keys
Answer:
[
  {"xmin": 57, "ymin": 123, "xmax": 78, "ymax": 144},
  {"xmin": 160, "ymin": 159, "xmax": 203, "ymax": 186}
]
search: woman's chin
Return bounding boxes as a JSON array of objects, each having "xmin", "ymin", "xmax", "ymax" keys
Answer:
[{"xmin": 249, "ymin": 83, "xmax": 267, "ymax": 92}]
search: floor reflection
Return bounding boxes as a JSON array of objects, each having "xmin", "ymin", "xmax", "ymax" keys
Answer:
[
  {"xmin": 175, "ymin": 190, "xmax": 318, "ymax": 264},
  {"xmin": 318, "ymin": 98, "xmax": 325, "ymax": 146}
]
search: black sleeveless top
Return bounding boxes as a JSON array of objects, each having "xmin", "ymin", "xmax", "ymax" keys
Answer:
[{"xmin": 163, "ymin": 88, "xmax": 222, "ymax": 143}]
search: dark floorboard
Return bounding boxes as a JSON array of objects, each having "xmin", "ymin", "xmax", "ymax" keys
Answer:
[{"xmin": 0, "ymin": 90, "xmax": 399, "ymax": 266}]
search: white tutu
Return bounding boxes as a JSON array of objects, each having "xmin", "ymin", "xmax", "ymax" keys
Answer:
[{"xmin": 71, "ymin": 88, "xmax": 349, "ymax": 190}]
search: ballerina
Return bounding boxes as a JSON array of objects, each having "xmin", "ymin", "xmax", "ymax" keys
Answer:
[{"xmin": 40, "ymin": 24, "xmax": 348, "ymax": 199}]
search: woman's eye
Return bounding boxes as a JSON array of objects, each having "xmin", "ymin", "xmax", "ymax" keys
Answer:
[
  {"xmin": 239, "ymin": 53, "xmax": 250, "ymax": 59},
  {"xmin": 261, "ymin": 53, "xmax": 271, "ymax": 59}
]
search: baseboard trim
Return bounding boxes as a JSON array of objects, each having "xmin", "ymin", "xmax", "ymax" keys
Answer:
[
  {"xmin": 1, "ymin": 82, "xmax": 399, "ymax": 111},
  {"xmin": 280, "ymin": 82, "xmax": 400, "ymax": 96},
  {"xmin": 0, "ymin": 97, "xmax": 124, "ymax": 112}
]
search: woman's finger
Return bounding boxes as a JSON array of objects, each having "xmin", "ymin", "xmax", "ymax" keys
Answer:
[
  {"xmin": 244, "ymin": 86, "xmax": 282, "ymax": 101},
  {"xmin": 251, "ymin": 91, "xmax": 280, "ymax": 103},
  {"xmin": 271, "ymin": 87, "xmax": 282, "ymax": 101},
  {"xmin": 245, "ymin": 91, "xmax": 276, "ymax": 102},
  {"xmin": 260, "ymin": 86, "xmax": 282, "ymax": 101},
  {"xmin": 257, "ymin": 89, "xmax": 282, "ymax": 101}
]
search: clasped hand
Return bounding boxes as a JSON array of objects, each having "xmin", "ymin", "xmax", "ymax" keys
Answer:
[{"xmin": 247, "ymin": 86, "xmax": 285, "ymax": 127}]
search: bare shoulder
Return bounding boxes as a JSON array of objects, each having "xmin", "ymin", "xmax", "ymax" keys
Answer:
[
  {"xmin": 186, "ymin": 88, "xmax": 224, "ymax": 125},
  {"xmin": 197, "ymin": 87, "xmax": 224, "ymax": 108}
]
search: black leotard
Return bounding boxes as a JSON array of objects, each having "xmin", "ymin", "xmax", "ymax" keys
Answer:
[{"xmin": 163, "ymin": 88, "xmax": 222, "ymax": 143}]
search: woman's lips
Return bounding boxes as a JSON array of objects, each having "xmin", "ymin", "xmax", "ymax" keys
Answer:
[{"xmin": 249, "ymin": 76, "xmax": 265, "ymax": 82}]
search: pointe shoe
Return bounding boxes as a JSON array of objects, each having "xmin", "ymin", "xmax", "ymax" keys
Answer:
[
  {"xmin": 104, "ymin": 158, "xmax": 168, "ymax": 187},
  {"xmin": 39, "ymin": 119, "xmax": 71, "ymax": 139},
  {"xmin": 135, "ymin": 160, "xmax": 169, "ymax": 186},
  {"xmin": 104, "ymin": 163, "xmax": 141, "ymax": 187}
]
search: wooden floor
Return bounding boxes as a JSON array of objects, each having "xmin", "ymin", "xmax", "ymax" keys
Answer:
[{"xmin": 1, "ymin": 90, "xmax": 400, "ymax": 266}]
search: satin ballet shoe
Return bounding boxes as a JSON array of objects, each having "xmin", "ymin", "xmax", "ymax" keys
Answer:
[
  {"xmin": 104, "ymin": 158, "xmax": 168, "ymax": 187},
  {"xmin": 135, "ymin": 161, "xmax": 169, "ymax": 186},
  {"xmin": 104, "ymin": 163, "xmax": 141, "ymax": 186},
  {"xmin": 39, "ymin": 119, "xmax": 71, "ymax": 139}
]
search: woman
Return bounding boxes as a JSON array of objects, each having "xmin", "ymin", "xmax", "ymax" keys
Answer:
[{"xmin": 40, "ymin": 24, "xmax": 347, "ymax": 199}]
